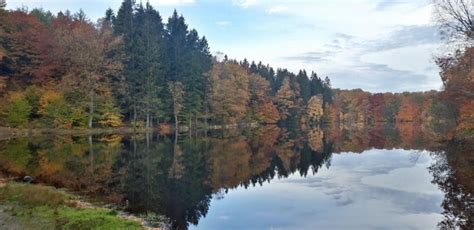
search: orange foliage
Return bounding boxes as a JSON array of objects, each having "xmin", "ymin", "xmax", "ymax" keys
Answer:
[
  {"xmin": 440, "ymin": 47, "xmax": 474, "ymax": 139},
  {"xmin": 396, "ymin": 97, "xmax": 421, "ymax": 122}
]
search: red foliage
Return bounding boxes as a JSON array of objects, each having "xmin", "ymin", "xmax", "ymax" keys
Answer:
[{"xmin": 369, "ymin": 93, "xmax": 385, "ymax": 122}]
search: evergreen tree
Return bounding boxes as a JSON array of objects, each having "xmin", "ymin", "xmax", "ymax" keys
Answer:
[
  {"xmin": 323, "ymin": 76, "xmax": 332, "ymax": 103},
  {"xmin": 310, "ymin": 72, "xmax": 324, "ymax": 96},
  {"xmin": 296, "ymin": 70, "xmax": 311, "ymax": 102},
  {"xmin": 105, "ymin": 8, "xmax": 115, "ymax": 22},
  {"xmin": 136, "ymin": 2, "xmax": 165, "ymax": 128},
  {"xmin": 249, "ymin": 61, "xmax": 258, "ymax": 73},
  {"xmin": 165, "ymin": 10, "xmax": 211, "ymax": 127},
  {"xmin": 114, "ymin": 0, "xmax": 137, "ymax": 121}
]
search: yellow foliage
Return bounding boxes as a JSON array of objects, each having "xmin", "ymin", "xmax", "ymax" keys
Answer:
[
  {"xmin": 39, "ymin": 90, "xmax": 62, "ymax": 115},
  {"xmin": 98, "ymin": 112, "xmax": 123, "ymax": 127},
  {"xmin": 306, "ymin": 95, "xmax": 324, "ymax": 122}
]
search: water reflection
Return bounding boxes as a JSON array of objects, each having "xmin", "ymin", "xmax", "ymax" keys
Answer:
[{"xmin": 0, "ymin": 123, "xmax": 472, "ymax": 229}]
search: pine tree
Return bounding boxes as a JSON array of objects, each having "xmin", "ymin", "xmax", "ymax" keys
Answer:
[
  {"xmin": 114, "ymin": 0, "xmax": 137, "ymax": 121},
  {"xmin": 296, "ymin": 70, "xmax": 311, "ymax": 102},
  {"xmin": 105, "ymin": 8, "xmax": 115, "ymax": 22},
  {"xmin": 140, "ymin": 2, "xmax": 165, "ymax": 128},
  {"xmin": 323, "ymin": 76, "xmax": 332, "ymax": 103},
  {"xmin": 165, "ymin": 10, "xmax": 211, "ymax": 128}
]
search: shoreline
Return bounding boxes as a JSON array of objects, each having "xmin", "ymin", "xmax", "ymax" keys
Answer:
[
  {"xmin": 1, "ymin": 121, "xmax": 469, "ymax": 142},
  {"xmin": 0, "ymin": 122, "xmax": 262, "ymax": 140},
  {"xmin": 0, "ymin": 176, "xmax": 166, "ymax": 230}
]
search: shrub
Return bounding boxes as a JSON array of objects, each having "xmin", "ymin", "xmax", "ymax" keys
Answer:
[
  {"xmin": 39, "ymin": 91, "xmax": 74, "ymax": 128},
  {"xmin": 5, "ymin": 92, "xmax": 32, "ymax": 128}
]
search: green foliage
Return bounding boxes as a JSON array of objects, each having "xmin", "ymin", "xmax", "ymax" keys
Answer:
[
  {"xmin": 430, "ymin": 100, "xmax": 457, "ymax": 121},
  {"xmin": 58, "ymin": 208, "xmax": 142, "ymax": 230},
  {"xmin": 64, "ymin": 91, "xmax": 89, "ymax": 128},
  {"xmin": 0, "ymin": 183, "xmax": 69, "ymax": 207},
  {"xmin": 24, "ymin": 86, "xmax": 42, "ymax": 118},
  {"xmin": 30, "ymin": 8, "xmax": 54, "ymax": 26},
  {"xmin": 296, "ymin": 70, "xmax": 311, "ymax": 102},
  {"xmin": 96, "ymin": 98, "xmax": 123, "ymax": 127},
  {"xmin": 2, "ymin": 139, "xmax": 34, "ymax": 173},
  {"xmin": 383, "ymin": 97, "xmax": 401, "ymax": 122},
  {"xmin": 430, "ymin": 100, "xmax": 457, "ymax": 134},
  {"xmin": 0, "ymin": 183, "xmax": 142, "ymax": 230},
  {"xmin": 5, "ymin": 93, "xmax": 32, "ymax": 128},
  {"xmin": 40, "ymin": 92, "xmax": 74, "ymax": 128}
]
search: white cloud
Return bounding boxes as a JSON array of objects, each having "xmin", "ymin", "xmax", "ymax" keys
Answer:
[
  {"xmin": 266, "ymin": 5, "xmax": 288, "ymax": 14},
  {"xmin": 217, "ymin": 0, "xmax": 443, "ymax": 92},
  {"xmin": 232, "ymin": 0, "xmax": 260, "ymax": 8},
  {"xmin": 216, "ymin": 20, "xmax": 231, "ymax": 27},
  {"xmin": 148, "ymin": 0, "xmax": 195, "ymax": 6}
]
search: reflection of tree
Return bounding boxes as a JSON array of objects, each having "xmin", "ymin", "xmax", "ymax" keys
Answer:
[
  {"xmin": 1, "ymin": 122, "xmax": 471, "ymax": 229},
  {"xmin": 112, "ymin": 135, "xmax": 212, "ymax": 230},
  {"xmin": 325, "ymin": 123, "xmax": 447, "ymax": 153},
  {"xmin": 429, "ymin": 142, "xmax": 474, "ymax": 229},
  {"xmin": 0, "ymin": 135, "xmax": 121, "ymax": 200}
]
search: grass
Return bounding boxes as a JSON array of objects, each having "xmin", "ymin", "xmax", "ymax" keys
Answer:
[{"xmin": 0, "ymin": 183, "xmax": 143, "ymax": 230}]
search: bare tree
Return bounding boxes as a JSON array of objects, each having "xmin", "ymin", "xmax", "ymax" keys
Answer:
[{"xmin": 433, "ymin": 0, "xmax": 474, "ymax": 41}]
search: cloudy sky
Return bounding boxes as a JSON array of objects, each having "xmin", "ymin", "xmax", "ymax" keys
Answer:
[{"xmin": 7, "ymin": 0, "xmax": 444, "ymax": 92}]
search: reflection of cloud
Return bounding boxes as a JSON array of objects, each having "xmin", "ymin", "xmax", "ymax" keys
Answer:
[
  {"xmin": 284, "ymin": 149, "xmax": 443, "ymax": 213},
  {"xmin": 202, "ymin": 149, "xmax": 444, "ymax": 229}
]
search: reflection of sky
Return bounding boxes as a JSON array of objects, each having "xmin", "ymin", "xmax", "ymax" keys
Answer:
[{"xmin": 191, "ymin": 149, "xmax": 443, "ymax": 230}]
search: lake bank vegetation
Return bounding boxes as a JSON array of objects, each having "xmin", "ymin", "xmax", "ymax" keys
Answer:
[{"xmin": 0, "ymin": 182, "xmax": 145, "ymax": 229}]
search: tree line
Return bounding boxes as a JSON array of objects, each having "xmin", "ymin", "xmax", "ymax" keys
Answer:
[
  {"xmin": 0, "ymin": 0, "xmax": 470, "ymax": 140},
  {"xmin": 0, "ymin": 0, "xmax": 332, "ymax": 130}
]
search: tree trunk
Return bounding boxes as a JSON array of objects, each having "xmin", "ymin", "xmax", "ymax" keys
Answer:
[
  {"xmin": 195, "ymin": 116, "xmax": 198, "ymax": 130},
  {"xmin": 88, "ymin": 91, "xmax": 94, "ymax": 128},
  {"xmin": 174, "ymin": 113, "xmax": 178, "ymax": 132},
  {"xmin": 88, "ymin": 135, "xmax": 94, "ymax": 173},
  {"xmin": 133, "ymin": 107, "xmax": 137, "ymax": 126},
  {"xmin": 146, "ymin": 112, "xmax": 150, "ymax": 129},
  {"xmin": 188, "ymin": 119, "xmax": 192, "ymax": 136}
]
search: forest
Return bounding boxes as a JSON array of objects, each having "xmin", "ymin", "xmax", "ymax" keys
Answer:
[
  {"xmin": 0, "ymin": 0, "xmax": 472, "ymax": 140},
  {"xmin": 0, "ymin": 0, "xmax": 331, "ymax": 130}
]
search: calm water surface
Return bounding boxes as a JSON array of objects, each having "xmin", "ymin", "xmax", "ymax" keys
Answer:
[{"xmin": 0, "ymin": 124, "xmax": 472, "ymax": 229}]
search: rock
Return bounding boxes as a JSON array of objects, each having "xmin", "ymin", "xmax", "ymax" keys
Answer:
[{"xmin": 23, "ymin": 176, "xmax": 34, "ymax": 183}]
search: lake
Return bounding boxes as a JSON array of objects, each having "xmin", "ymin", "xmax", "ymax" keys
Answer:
[{"xmin": 0, "ymin": 124, "xmax": 472, "ymax": 229}]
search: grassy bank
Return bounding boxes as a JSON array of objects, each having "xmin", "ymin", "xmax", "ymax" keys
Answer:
[{"xmin": 0, "ymin": 182, "xmax": 143, "ymax": 229}]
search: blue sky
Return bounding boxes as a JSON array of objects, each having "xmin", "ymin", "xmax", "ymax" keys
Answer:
[{"xmin": 7, "ymin": 0, "xmax": 443, "ymax": 92}]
